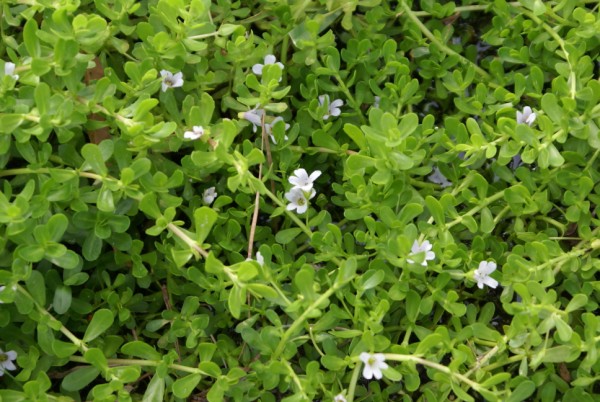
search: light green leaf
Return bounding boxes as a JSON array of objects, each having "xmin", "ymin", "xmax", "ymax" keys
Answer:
[{"xmin": 83, "ymin": 309, "xmax": 114, "ymax": 342}]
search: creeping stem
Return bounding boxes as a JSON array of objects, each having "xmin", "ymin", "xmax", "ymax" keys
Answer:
[{"xmin": 398, "ymin": 1, "xmax": 493, "ymax": 84}]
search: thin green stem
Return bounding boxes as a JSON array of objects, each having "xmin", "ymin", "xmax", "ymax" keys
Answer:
[
  {"xmin": 398, "ymin": 1, "xmax": 493, "ymax": 84},
  {"xmin": 272, "ymin": 282, "xmax": 342, "ymax": 360},
  {"xmin": 262, "ymin": 187, "xmax": 313, "ymax": 238},
  {"xmin": 384, "ymin": 353, "xmax": 484, "ymax": 393},
  {"xmin": 446, "ymin": 190, "xmax": 506, "ymax": 229},
  {"xmin": 0, "ymin": 167, "xmax": 209, "ymax": 259},
  {"xmin": 167, "ymin": 223, "xmax": 209, "ymax": 258},
  {"xmin": 334, "ymin": 73, "xmax": 367, "ymax": 125},
  {"xmin": 520, "ymin": 9, "xmax": 576, "ymax": 98},
  {"xmin": 346, "ymin": 359, "xmax": 362, "ymax": 402},
  {"xmin": 403, "ymin": 0, "xmax": 598, "ymax": 17},
  {"xmin": 481, "ymin": 354, "xmax": 525, "ymax": 372},
  {"xmin": 282, "ymin": 360, "xmax": 309, "ymax": 399},
  {"xmin": 18, "ymin": 285, "xmax": 89, "ymax": 353},
  {"xmin": 69, "ymin": 356, "xmax": 207, "ymax": 375}
]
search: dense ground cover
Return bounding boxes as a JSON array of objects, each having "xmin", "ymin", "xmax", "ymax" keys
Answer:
[{"xmin": 1, "ymin": 0, "xmax": 600, "ymax": 400}]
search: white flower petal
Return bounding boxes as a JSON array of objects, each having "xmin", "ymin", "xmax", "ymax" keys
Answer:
[
  {"xmin": 308, "ymin": 170, "xmax": 322, "ymax": 181},
  {"xmin": 483, "ymin": 276, "xmax": 499, "ymax": 289},
  {"xmin": 256, "ymin": 252, "xmax": 264, "ymax": 266},
  {"xmin": 264, "ymin": 54, "xmax": 277, "ymax": 65},
  {"xmin": 252, "ymin": 64, "xmax": 264, "ymax": 75},
  {"xmin": 334, "ymin": 394, "xmax": 347, "ymax": 402},
  {"xmin": 362, "ymin": 365, "xmax": 374, "ymax": 380},
  {"xmin": 331, "ymin": 99, "xmax": 344, "ymax": 108}
]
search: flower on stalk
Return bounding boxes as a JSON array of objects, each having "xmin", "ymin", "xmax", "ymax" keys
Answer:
[
  {"xmin": 160, "ymin": 70, "xmax": 184, "ymax": 92},
  {"xmin": 4, "ymin": 62, "xmax": 18, "ymax": 80},
  {"xmin": 319, "ymin": 95, "xmax": 343, "ymax": 120},
  {"xmin": 516, "ymin": 106, "xmax": 536, "ymax": 126},
  {"xmin": 184, "ymin": 126, "xmax": 204, "ymax": 140},
  {"xmin": 474, "ymin": 261, "xmax": 499, "ymax": 289},
  {"xmin": 285, "ymin": 187, "xmax": 315, "ymax": 214},
  {"xmin": 0, "ymin": 349, "xmax": 17, "ymax": 376},
  {"xmin": 288, "ymin": 169, "xmax": 321, "ymax": 192},
  {"xmin": 428, "ymin": 166, "xmax": 452, "ymax": 188},
  {"xmin": 407, "ymin": 240, "xmax": 435, "ymax": 266},
  {"xmin": 333, "ymin": 394, "xmax": 347, "ymax": 402},
  {"xmin": 203, "ymin": 187, "xmax": 217, "ymax": 205},
  {"xmin": 252, "ymin": 54, "xmax": 284, "ymax": 76},
  {"xmin": 359, "ymin": 352, "xmax": 388, "ymax": 380}
]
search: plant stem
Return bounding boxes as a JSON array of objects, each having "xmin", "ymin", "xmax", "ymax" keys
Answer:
[
  {"xmin": 69, "ymin": 356, "xmax": 209, "ymax": 375},
  {"xmin": 18, "ymin": 285, "xmax": 89, "ymax": 353},
  {"xmin": 346, "ymin": 360, "xmax": 362, "ymax": 402},
  {"xmin": 272, "ymin": 282, "xmax": 342, "ymax": 360},
  {"xmin": 384, "ymin": 353, "xmax": 484, "ymax": 393},
  {"xmin": 398, "ymin": 1, "xmax": 493, "ymax": 84}
]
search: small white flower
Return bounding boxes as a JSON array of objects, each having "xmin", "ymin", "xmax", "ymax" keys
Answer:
[
  {"xmin": 474, "ymin": 261, "xmax": 499, "ymax": 289},
  {"xmin": 241, "ymin": 108, "xmax": 265, "ymax": 132},
  {"xmin": 516, "ymin": 106, "xmax": 536, "ymax": 126},
  {"xmin": 359, "ymin": 352, "xmax": 388, "ymax": 380},
  {"xmin": 184, "ymin": 126, "xmax": 204, "ymax": 140},
  {"xmin": 407, "ymin": 240, "xmax": 435, "ymax": 266},
  {"xmin": 160, "ymin": 70, "xmax": 184, "ymax": 92},
  {"xmin": 252, "ymin": 54, "xmax": 284, "ymax": 76},
  {"xmin": 319, "ymin": 95, "xmax": 344, "ymax": 120},
  {"xmin": 0, "ymin": 349, "xmax": 17, "ymax": 376},
  {"xmin": 428, "ymin": 166, "xmax": 452, "ymax": 188},
  {"xmin": 264, "ymin": 117, "xmax": 289, "ymax": 144},
  {"xmin": 4, "ymin": 62, "xmax": 18, "ymax": 80},
  {"xmin": 203, "ymin": 187, "xmax": 217, "ymax": 205},
  {"xmin": 288, "ymin": 169, "xmax": 321, "ymax": 192},
  {"xmin": 285, "ymin": 187, "xmax": 315, "ymax": 214},
  {"xmin": 333, "ymin": 394, "xmax": 347, "ymax": 402}
]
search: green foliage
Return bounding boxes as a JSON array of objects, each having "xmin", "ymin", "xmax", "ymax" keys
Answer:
[{"xmin": 1, "ymin": 0, "xmax": 600, "ymax": 401}]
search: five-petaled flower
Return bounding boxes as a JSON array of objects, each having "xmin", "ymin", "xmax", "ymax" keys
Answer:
[
  {"xmin": 288, "ymin": 169, "xmax": 321, "ymax": 192},
  {"xmin": 184, "ymin": 126, "xmax": 204, "ymax": 140},
  {"xmin": 359, "ymin": 352, "xmax": 388, "ymax": 380},
  {"xmin": 516, "ymin": 106, "xmax": 536, "ymax": 126},
  {"xmin": 0, "ymin": 349, "xmax": 17, "ymax": 376},
  {"xmin": 203, "ymin": 187, "xmax": 217, "ymax": 205},
  {"xmin": 4, "ymin": 62, "xmax": 18, "ymax": 80},
  {"xmin": 407, "ymin": 240, "xmax": 436, "ymax": 266},
  {"xmin": 319, "ymin": 95, "xmax": 344, "ymax": 120},
  {"xmin": 252, "ymin": 54, "xmax": 284, "ymax": 76},
  {"xmin": 285, "ymin": 187, "xmax": 315, "ymax": 214},
  {"xmin": 474, "ymin": 261, "xmax": 499, "ymax": 289},
  {"xmin": 333, "ymin": 394, "xmax": 347, "ymax": 402},
  {"xmin": 160, "ymin": 70, "xmax": 184, "ymax": 92}
]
